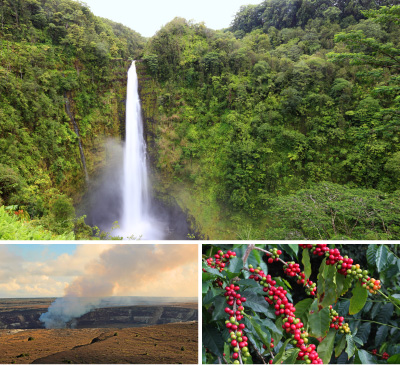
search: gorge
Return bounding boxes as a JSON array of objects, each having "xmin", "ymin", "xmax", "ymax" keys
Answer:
[{"xmin": 0, "ymin": 0, "xmax": 399, "ymax": 240}]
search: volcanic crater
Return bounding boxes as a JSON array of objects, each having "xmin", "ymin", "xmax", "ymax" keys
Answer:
[{"xmin": 0, "ymin": 299, "xmax": 198, "ymax": 364}]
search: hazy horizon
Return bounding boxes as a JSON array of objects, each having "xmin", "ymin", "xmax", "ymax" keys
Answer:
[
  {"xmin": 0, "ymin": 244, "xmax": 198, "ymax": 299},
  {"xmin": 80, "ymin": 0, "xmax": 264, "ymax": 38},
  {"xmin": 0, "ymin": 296, "xmax": 198, "ymax": 300}
]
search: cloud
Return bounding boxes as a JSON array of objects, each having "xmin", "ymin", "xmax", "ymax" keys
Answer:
[
  {"xmin": 0, "ymin": 246, "xmax": 23, "ymax": 283},
  {"xmin": 0, "ymin": 244, "xmax": 198, "ymax": 300},
  {"xmin": 0, "ymin": 244, "xmax": 113, "ymax": 297},
  {"xmin": 64, "ymin": 244, "xmax": 198, "ymax": 297},
  {"xmin": 38, "ymin": 244, "xmax": 198, "ymax": 328}
]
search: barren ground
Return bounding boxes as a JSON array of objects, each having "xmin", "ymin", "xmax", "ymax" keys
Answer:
[{"xmin": 0, "ymin": 322, "xmax": 198, "ymax": 364}]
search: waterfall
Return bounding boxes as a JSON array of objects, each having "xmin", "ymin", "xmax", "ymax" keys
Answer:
[{"xmin": 118, "ymin": 61, "xmax": 164, "ymax": 239}]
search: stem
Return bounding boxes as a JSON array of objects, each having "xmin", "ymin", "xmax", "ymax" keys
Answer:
[
  {"xmin": 338, "ymin": 298, "xmax": 388, "ymax": 303},
  {"xmin": 377, "ymin": 289, "xmax": 400, "ymax": 312},
  {"xmin": 344, "ymin": 318, "xmax": 400, "ymax": 330},
  {"xmin": 253, "ymin": 247, "xmax": 289, "ymax": 266},
  {"xmin": 251, "ymin": 343, "xmax": 267, "ymax": 364},
  {"xmin": 233, "ymin": 294, "xmax": 244, "ymax": 365},
  {"xmin": 243, "ymin": 244, "xmax": 255, "ymax": 264},
  {"xmin": 269, "ymin": 349, "xmax": 275, "ymax": 360}
]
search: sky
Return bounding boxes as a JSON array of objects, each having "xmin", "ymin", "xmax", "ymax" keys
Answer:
[
  {"xmin": 81, "ymin": 0, "xmax": 264, "ymax": 37},
  {"xmin": 0, "ymin": 244, "xmax": 198, "ymax": 298}
]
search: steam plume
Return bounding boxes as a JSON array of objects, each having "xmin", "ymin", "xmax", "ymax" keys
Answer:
[{"xmin": 40, "ymin": 244, "xmax": 197, "ymax": 328}]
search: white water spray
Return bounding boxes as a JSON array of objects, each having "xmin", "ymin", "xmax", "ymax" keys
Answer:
[{"xmin": 118, "ymin": 61, "xmax": 164, "ymax": 239}]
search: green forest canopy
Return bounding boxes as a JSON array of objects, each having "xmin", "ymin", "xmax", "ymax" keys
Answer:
[
  {"xmin": 140, "ymin": 1, "xmax": 400, "ymax": 239},
  {"xmin": 1, "ymin": 0, "xmax": 400, "ymax": 239}
]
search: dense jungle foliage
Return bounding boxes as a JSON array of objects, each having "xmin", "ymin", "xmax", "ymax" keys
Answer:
[
  {"xmin": 1, "ymin": 0, "xmax": 400, "ymax": 240},
  {"xmin": 0, "ymin": 0, "xmax": 144, "ymax": 238},
  {"xmin": 140, "ymin": 1, "xmax": 400, "ymax": 239}
]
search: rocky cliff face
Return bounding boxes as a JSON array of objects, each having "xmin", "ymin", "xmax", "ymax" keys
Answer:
[
  {"xmin": 135, "ymin": 61, "xmax": 206, "ymax": 239},
  {"xmin": 0, "ymin": 305, "xmax": 198, "ymax": 330},
  {"xmin": 74, "ymin": 305, "xmax": 198, "ymax": 328}
]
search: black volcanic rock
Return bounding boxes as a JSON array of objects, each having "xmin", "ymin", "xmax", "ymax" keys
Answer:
[{"xmin": 0, "ymin": 305, "xmax": 198, "ymax": 329}]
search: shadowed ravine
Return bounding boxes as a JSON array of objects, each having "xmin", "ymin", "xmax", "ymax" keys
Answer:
[{"xmin": 77, "ymin": 62, "xmax": 194, "ymax": 240}]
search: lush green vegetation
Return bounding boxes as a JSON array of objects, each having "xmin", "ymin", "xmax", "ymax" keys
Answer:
[
  {"xmin": 139, "ymin": 1, "xmax": 400, "ymax": 239},
  {"xmin": 0, "ymin": 0, "xmax": 144, "ymax": 238},
  {"xmin": 2, "ymin": 0, "xmax": 400, "ymax": 240}
]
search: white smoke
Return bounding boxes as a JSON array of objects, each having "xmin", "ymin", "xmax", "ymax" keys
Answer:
[
  {"xmin": 40, "ymin": 297, "xmax": 102, "ymax": 329},
  {"xmin": 39, "ymin": 244, "xmax": 197, "ymax": 329}
]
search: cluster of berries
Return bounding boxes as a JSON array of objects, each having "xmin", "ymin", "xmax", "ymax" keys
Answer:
[
  {"xmin": 223, "ymin": 284, "xmax": 250, "ymax": 364},
  {"xmin": 371, "ymin": 349, "xmax": 390, "ymax": 360},
  {"xmin": 224, "ymin": 283, "xmax": 247, "ymax": 308},
  {"xmin": 299, "ymin": 244, "xmax": 313, "ymax": 249},
  {"xmin": 311, "ymin": 244, "xmax": 330, "ymax": 256},
  {"xmin": 205, "ymin": 250, "xmax": 236, "ymax": 272},
  {"xmin": 296, "ymin": 273, "xmax": 317, "ymax": 296},
  {"xmin": 248, "ymin": 267, "xmax": 323, "ymax": 364},
  {"xmin": 248, "ymin": 266, "xmax": 266, "ymax": 281},
  {"xmin": 283, "ymin": 262, "xmax": 301, "ymax": 277},
  {"xmin": 301, "ymin": 245, "xmax": 382, "ymax": 295},
  {"xmin": 329, "ymin": 306, "xmax": 350, "ymax": 333},
  {"xmin": 266, "ymin": 248, "xmax": 282, "ymax": 263},
  {"xmin": 365, "ymin": 277, "xmax": 382, "ymax": 294},
  {"xmin": 325, "ymin": 248, "xmax": 342, "ymax": 265},
  {"xmin": 336, "ymin": 256, "xmax": 354, "ymax": 275}
]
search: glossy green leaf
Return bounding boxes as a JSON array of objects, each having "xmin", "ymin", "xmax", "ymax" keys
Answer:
[
  {"xmin": 335, "ymin": 334, "xmax": 347, "ymax": 358},
  {"xmin": 317, "ymin": 329, "xmax": 336, "ymax": 364},
  {"xmin": 212, "ymin": 296, "xmax": 228, "ymax": 321},
  {"xmin": 227, "ymin": 256, "xmax": 243, "ymax": 274},
  {"xmin": 320, "ymin": 264, "xmax": 338, "ymax": 308},
  {"xmin": 295, "ymin": 298, "xmax": 313, "ymax": 326},
  {"xmin": 203, "ymin": 324, "xmax": 224, "ymax": 358},
  {"xmin": 376, "ymin": 245, "xmax": 388, "ymax": 272},
  {"xmin": 371, "ymin": 302, "xmax": 382, "ymax": 320},
  {"xmin": 281, "ymin": 348, "xmax": 301, "ymax": 364},
  {"xmin": 203, "ymin": 287, "xmax": 223, "ymax": 305},
  {"xmin": 346, "ymin": 334, "xmax": 356, "ymax": 359},
  {"xmin": 202, "ymin": 266, "xmax": 224, "ymax": 278},
  {"xmin": 223, "ymin": 342, "xmax": 230, "ymax": 360},
  {"xmin": 388, "ymin": 354, "xmax": 400, "ymax": 364},
  {"xmin": 272, "ymin": 338, "xmax": 291, "ymax": 364},
  {"xmin": 366, "ymin": 244, "xmax": 378, "ymax": 266},
  {"xmin": 375, "ymin": 325, "xmax": 389, "ymax": 347},
  {"xmin": 309, "ymin": 306, "xmax": 330, "ymax": 338},
  {"xmin": 242, "ymin": 290, "xmax": 272, "ymax": 313},
  {"xmin": 249, "ymin": 316, "xmax": 271, "ymax": 346},
  {"xmin": 389, "ymin": 294, "xmax": 400, "ymax": 306},
  {"xmin": 356, "ymin": 322, "xmax": 371, "ymax": 344},
  {"xmin": 355, "ymin": 349, "xmax": 377, "ymax": 364},
  {"xmin": 349, "ymin": 281, "xmax": 368, "ymax": 315},
  {"xmin": 302, "ymin": 248, "xmax": 312, "ymax": 280},
  {"xmin": 286, "ymin": 243, "xmax": 299, "ymax": 258},
  {"xmin": 376, "ymin": 303, "xmax": 394, "ymax": 324},
  {"xmin": 202, "ymin": 281, "xmax": 211, "ymax": 294}
]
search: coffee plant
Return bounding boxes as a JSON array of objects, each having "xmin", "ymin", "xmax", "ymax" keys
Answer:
[{"xmin": 202, "ymin": 244, "xmax": 400, "ymax": 364}]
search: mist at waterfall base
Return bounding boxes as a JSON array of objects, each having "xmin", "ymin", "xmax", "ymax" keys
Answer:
[
  {"xmin": 80, "ymin": 62, "xmax": 190, "ymax": 239},
  {"xmin": 39, "ymin": 245, "xmax": 197, "ymax": 329}
]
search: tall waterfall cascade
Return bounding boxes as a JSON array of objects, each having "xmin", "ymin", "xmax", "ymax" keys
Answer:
[{"xmin": 119, "ymin": 61, "xmax": 164, "ymax": 239}]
